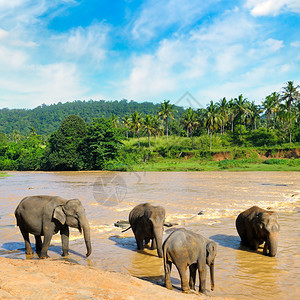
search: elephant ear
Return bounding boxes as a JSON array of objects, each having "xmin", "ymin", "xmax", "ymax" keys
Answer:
[
  {"xmin": 53, "ymin": 205, "xmax": 66, "ymax": 225},
  {"xmin": 206, "ymin": 241, "xmax": 216, "ymax": 265}
]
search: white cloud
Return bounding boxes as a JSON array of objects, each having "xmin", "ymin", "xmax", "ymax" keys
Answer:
[
  {"xmin": 54, "ymin": 22, "xmax": 109, "ymax": 65},
  {"xmin": 131, "ymin": 0, "xmax": 219, "ymax": 41},
  {"xmin": 0, "ymin": 62, "xmax": 87, "ymax": 108},
  {"xmin": 245, "ymin": 0, "xmax": 300, "ymax": 16}
]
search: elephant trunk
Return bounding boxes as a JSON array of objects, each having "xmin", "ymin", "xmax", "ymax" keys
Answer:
[
  {"xmin": 153, "ymin": 226, "xmax": 163, "ymax": 258},
  {"xmin": 268, "ymin": 232, "xmax": 278, "ymax": 257},
  {"xmin": 210, "ymin": 262, "xmax": 215, "ymax": 291},
  {"xmin": 79, "ymin": 215, "xmax": 92, "ymax": 257}
]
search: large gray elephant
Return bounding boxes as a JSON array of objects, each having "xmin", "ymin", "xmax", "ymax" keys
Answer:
[
  {"xmin": 15, "ymin": 195, "xmax": 92, "ymax": 259},
  {"xmin": 236, "ymin": 206, "xmax": 279, "ymax": 257},
  {"xmin": 123, "ymin": 203, "xmax": 165, "ymax": 258},
  {"xmin": 163, "ymin": 228, "xmax": 217, "ymax": 294}
]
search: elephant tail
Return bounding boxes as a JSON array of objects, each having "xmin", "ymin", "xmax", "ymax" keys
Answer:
[{"xmin": 121, "ymin": 226, "xmax": 131, "ymax": 233}]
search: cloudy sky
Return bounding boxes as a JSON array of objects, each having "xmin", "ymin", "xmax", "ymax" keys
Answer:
[{"xmin": 0, "ymin": 0, "xmax": 299, "ymax": 109}]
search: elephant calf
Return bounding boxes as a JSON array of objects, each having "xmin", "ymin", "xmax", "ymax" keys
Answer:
[
  {"xmin": 123, "ymin": 203, "xmax": 165, "ymax": 258},
  {"xmin": 236, "ymin": 206, "xmax": 280, "ymax": 257},
  {"xmin": 163, "ymin": 228, "xmax": 217, "ymax": 294},
  {"xmin": 15, "ymin": 195, "xmax": 92, "ymax": 258}
]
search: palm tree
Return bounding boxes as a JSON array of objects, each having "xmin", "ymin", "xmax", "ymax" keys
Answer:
[
  {"xmin": 181, "ymin": 108, "xmax": 199, "ymax": 149},
  {"xmin": 144, "ymin": 115, "xmax": 154, "ymax": 151},
  {"xmin": 216, "ymin": 97, "xmax": 229, "ymax": 135},
  {"xmin": 122, "ymin": 116, "xmax": 131, "ymax": 138},
  {"xmin": 29, "ymin": 127, "xmax": 37, "ymax": 136},
  {"xmin": 262, "ymin": 92, "xmax": 279, "ymax": 131},
  {"xmin": 130, "ymin": 111, "xmax": 144, "ymax": 149},
  {"xmin": 204, "ymin": 101, "xmax": 221, "ymax": 150},
  {"xmin": 110, "ymin": 114, "xmax": 119, "ymax": 128},
  {"xmin": 228, "ymin": 98, "xmax": 237, "ymax": 133},
  {"xmin": 151, "ymin": 115, "xmax": 164, "ymax": 148},
  {"xmin": 234, "ymin": 94, "xmax": 251, "ymax": 140},
  {"xmin": 158, "ymin": 100, "xmax": 177, "ymax": 144},
  {"xmin": 281, "ymin": 81, "xmax": 300, "ymax": 143},
  {"xmin": 249, "ymin": 101, "xmax": 262, "ymax": 130}
]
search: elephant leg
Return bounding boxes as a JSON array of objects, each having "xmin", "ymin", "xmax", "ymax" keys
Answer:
[
  {"xmin": 60, "ymin": 226, "xmax": 69, "ymax": 256},
  {"xmin": 134, "ymin": 227, "xmax": 145, "ymax": 250},
  {"xmin": 164, "ymin": 261, "xmax": 173, "ymax": 290},
  {"xmin": 176, "ymin": 263, "xmax": 190, "ymax": 292},
  {"xmin": 19, "ymin": 227, "xmax": 34, "ymax": 255},
  {"xmin": 35, "ymin": 235, "xmax": 42, "ymax": 253},
  {"xmin": 189, "ymin": 263, "xmax": 197, "ymax": 290},
  {"xmin": 151, "ymin": 238, "xmax": 157, "ymax": 250},
  {"xmin": 39, "ymin": 224, "xmax": 55, "ymax": 258},
  {"xmin": 145, "ymin": 238, "xmax": 150, "ymax": 245},
  {"xmin": 198, "ymin": 263, "xmax": 207, "ymax": 294}
]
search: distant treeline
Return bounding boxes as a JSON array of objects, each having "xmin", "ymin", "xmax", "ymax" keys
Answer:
[
  {"xmin": 0, "ymin": 81, "xmax": 299, "ymax": 171},
  {"xmin": 0, "ymin": 99, "xmax": 184, "ymax": 135}
]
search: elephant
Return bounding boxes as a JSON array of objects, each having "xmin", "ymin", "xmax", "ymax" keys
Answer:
[
  {"xmin": 123, "ymin": 203, "xmax": 165, "ymax": 258},
  {"xmin": 15, "ymin": 195, "xmax": 92, "ymax": 259},
  {"xmin": 236, "ymin": 206, "xmax": 280, "ymax": 257},
  {"xmin": 163, "ymin": 228, "xmax": 217, "ymax": 294}
]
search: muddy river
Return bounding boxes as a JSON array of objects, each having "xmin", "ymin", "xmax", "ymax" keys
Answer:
[{"xmin": 0, "ymin": 171, "xmax": 299, "ymax": 299}]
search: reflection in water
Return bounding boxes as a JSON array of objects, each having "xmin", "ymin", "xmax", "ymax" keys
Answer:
[{"xmin": 0, "ymin": 171, "xmax": 299, "ymax": 299}]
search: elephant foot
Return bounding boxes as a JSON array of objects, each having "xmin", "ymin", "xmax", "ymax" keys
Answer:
[
  {"xmin": 39, "ymin": 253, "xmax": 50, "ymax": 259},
  {"xmin": 25, "ymin": 249, "xmax": 34, "ymax": 255},
  {"xmin": 182, "ymin": 289, "xmax": 192, "ymax": 294},
  {"xmin": 165, "ymin": 283, "xmax": 172, "ymax": 290},
  {"xmin": 62, "ymin": 251, "xmax": 69, "ymax": 257}
]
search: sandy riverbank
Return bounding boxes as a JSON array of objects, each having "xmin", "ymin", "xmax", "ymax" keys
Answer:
[{"xmin": 0, "ymin": 257, "xmax": 231, "ymax": 299}]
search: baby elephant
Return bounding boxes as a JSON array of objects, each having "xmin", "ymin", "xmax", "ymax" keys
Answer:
[
  {"xmin": 15, "ymin": 195, "xmax": 92, "ymax": 258},
  {"xmin": 163, "ymin": 228, "xmax": 217, "ymax": 294},
  {"xmin": 236, "ymin": 206, "xmax": 279, "ymax": 257}
]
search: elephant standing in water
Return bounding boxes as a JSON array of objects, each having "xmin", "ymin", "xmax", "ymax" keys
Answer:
[
  {"xmin": 236, "ymin": 206, "xmax": 280, "ymax": 257},
  {"xmin": 123, "ymin": 203, "xmax": 165, "ymax": 258},
  {"xmin": 15, "ymin": 195, "xmax": 92, "ymax": 258},
  {"xmin": 163, "ymin": 228, "xmax": 217, "ymax": 294}
]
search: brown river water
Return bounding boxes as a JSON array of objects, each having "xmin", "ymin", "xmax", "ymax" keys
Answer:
[{"xmin": 0, "ymin": 171, "xmax": 299, "ymax": 299}]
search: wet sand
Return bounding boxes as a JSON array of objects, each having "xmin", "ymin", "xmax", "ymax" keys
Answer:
[{"xmin": 0, "ymin": 256, "xmax": 231, "ymax": 299}]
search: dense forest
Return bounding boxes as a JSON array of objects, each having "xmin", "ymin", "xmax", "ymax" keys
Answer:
[
  {"xmin": 0, "ymin": 81, "xmax": 299, "ymax": 171},
  {"xmin": 0, "ymin": 99, "xmax": 184, "ymax": 135}
]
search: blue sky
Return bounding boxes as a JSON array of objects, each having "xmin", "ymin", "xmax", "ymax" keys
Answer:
[{"xmin": 0, "ymin": 0, "xmax": 299, "ymax": 109}]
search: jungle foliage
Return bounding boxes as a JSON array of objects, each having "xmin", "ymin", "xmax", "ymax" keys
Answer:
[{"xmin": 0, "ymin": 81, "xmax": 299, "ymax": 171}]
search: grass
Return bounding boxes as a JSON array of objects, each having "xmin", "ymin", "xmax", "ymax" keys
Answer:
[
  {"xmin": 113, "ymin": 136, "xmax": 300, "ymax": 172},
  {"xmin": 0, "ymin": 172, "xmax": 9, "ymax": 177}
]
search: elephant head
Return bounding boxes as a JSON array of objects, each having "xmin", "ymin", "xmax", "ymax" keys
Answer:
[
  {"xmin": 146, "ymin": 207, "xmax": 165, "ymax": 258},
  {"xmin": 53, "ymin": 199, "xmax": 92, "ymax": 257},
  {"xmin": 254, "ymin": 211, "xmax": 279, "ymax": 257},
  {"xmin": 206, "ymin": 240, "xmax": 217, "ymax": 291}
]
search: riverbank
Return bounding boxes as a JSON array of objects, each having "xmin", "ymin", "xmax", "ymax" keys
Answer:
[
  {"xmin": 0, "ymin": 257, "xmax": 229, "ymax": 299},
  {"xmin": 111, "ymin": 140, "xmax": 300, "ymax": 172}
]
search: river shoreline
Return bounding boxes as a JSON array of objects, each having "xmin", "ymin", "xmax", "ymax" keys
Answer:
[{"xmin": 0, "ymin": 256, "xmax": 231, "ymax": 299}]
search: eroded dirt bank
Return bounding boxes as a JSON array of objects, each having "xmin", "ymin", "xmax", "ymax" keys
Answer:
[{"xmin": 0, "ymin": 257, "xmax": 229, "ymax": 300}]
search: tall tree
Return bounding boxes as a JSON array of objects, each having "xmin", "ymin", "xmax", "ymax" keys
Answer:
[
  {"xmin": 158, "ymin": 100, "xmax": 177, "ymax": 144},
  {"xmin": 204, "ymin": 101, "xmax": 221, "ymax": 150},
  {"xmin": 130, "ymin": 111, "xmax": 144, "ymax": 149},
  {"xmin": 144, "ymin": 115, "xmax": 154, "ymax": 151},
  {"xmin": 262, "ymin": 92, "xmax": 279, "ymax": 131},
  {"xmin": 281, "ymin": 81, "xmax": 300, "ymax": 143},
  {"xmin": 181, "ymin": 108, "xmax": 199, "ymax": 149},
  {"xmin": 151, "ymin": 115, "xmax": 163, "ymax": 148},
  {"xmin": 122, "ymin": 116, "xmax": 131, "ymax": 138},
  {"xmin": 249, "ymin": 101, "xmax": 262, "ymax": 130},
  {"xmin": 216, "ymin": 97, "xmax": 229, "ymax": 135},
  {"xmin": 234, "ymin": 94, "xmax": 250, "ymax": 140},
  {"xmin": 44, "ymin": 115, "xmax": 87, "ymax": 170}
]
